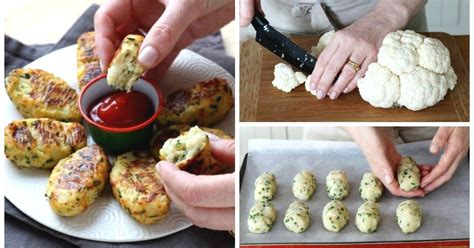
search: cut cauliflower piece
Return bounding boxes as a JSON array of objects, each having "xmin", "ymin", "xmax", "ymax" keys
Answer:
[
  {"xmin": 272, "ymin": 63, "xmax": 306, "ymax": 92},
  {"xmin": 358, "ymin": 30, "xmax": 457, "ymax": 111},
  {"xmin": 357, "ymin": 63, "xmax": 400, "ymax": 108},
  {"xmin": 398, "ymin": 67, "xmax": 448, "ymax": 111},
  {"xmin": 418, "ymin": 38, "xmax": 451, "ymax": 74},
  {"xmin": 311, "ymin": 30, "xmax": 335, "ymax": 57}
]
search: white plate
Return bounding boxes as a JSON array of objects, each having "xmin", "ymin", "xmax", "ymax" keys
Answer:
[{"xmin": 2, "ymin": 45, "xmax": 235, "ymax": 242}]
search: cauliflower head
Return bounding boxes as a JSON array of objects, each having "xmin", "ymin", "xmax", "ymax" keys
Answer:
[
  {"xmin": 358, "ymin": 30, "xmax": 456, "ymax": 111},
  {"xmin": 272, "ymin": 63, "xmax": 306, "ymax": 93}
]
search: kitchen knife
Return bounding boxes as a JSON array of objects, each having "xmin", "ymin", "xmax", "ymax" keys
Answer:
[{"xmin": 251, "ymin": 11, "xmax": 317, "ymax": 75}]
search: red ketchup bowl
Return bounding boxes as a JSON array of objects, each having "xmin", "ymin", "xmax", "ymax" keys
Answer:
[{"xmin": 79, "ymin": 75, "xmax": 163, "ymax": 154}]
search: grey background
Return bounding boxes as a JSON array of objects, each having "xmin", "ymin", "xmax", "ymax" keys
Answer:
[{"xmin": 240, "ymin": 139, "xmax": 469, "ymax": 244}]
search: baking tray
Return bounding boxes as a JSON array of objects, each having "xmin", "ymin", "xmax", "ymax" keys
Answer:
[{"xmin": 239, "ymin": 139, "xmax": 469, "ymax": 244}]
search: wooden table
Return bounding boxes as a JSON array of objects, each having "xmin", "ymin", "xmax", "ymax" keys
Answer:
[{"xmin": 240, "ymin": 33, "xmax": 469, "ymax": 122}]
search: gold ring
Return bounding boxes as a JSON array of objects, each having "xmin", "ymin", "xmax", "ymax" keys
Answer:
[{"xmin": 347, "ymin": 59, "xmax": 360, "ymax": 72}]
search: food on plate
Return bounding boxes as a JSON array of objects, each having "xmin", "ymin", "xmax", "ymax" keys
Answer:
[
  {"xmin": 4, "ymin": 118, "xmax": 86, "ymax": 169},
  {"xmin": 254, "ymin": 172, "xmax": 277, "ymax": 201},
  {"xmin": 292, "ymin": 170, "xmax": 316, "ymax": 201},
  {"xmin": 150, "ymin": 125, "xmax": 232, "ymax": 175},
  {"xmin": 355, "ymin": 201, "xmax": 380, "ymax": 233},
  {"xmin": 110, "ymin": 151, "xmax": 170, "ymax": 224},
  {"xmin": 156, "ymin": 78, "xmax": 234, "ymax": 127},
  {"xmin": 272, "ymin": 63, "xmax": 306, "ymax": 93},
  {"xmin": 322, "ymin": 200, "xmax": 350, "ymax": 232},
  {"xmin": 284, "ymin": 201, "xmax": 310, "ymax": 233},
  {"xmin": 326, "ymin": 170, "xmax": 349, "ymax": 200},
  {"xmin": 359, "ymin": 172, "xmax": 383, "ymax": 202},
  {"xmin": 248, "ymin": 200, "xmax": 277, "ymax": 234},
  {"xmin": 45, "ymin": 145, "xmax": 109, "ymax": 216},
  {"xmin": 396, "ymin": 200, "xmax": 422, "ymax": 233},
  {"xmin": 76, "ymin": 31, "xmax": 102, "ymax": 90},
  {"xmin": 5, "ymin": 68, "xmax": 81, "ymax": 121},
  {"xmin": 357, "ymin": 30, "xmax": 457, "ymax": 111},
  {"xmin": 397, "ymin": 157, "xmax": 421, "ymax": 192},
  {"xmin": 159, "ymin": 126, "xmax": 213, "ymax": 174},
  {"xmin": 107, "ymin": 34, "xmax": 145, "ymax": 92},
  {"xmin": 310, "ymin": 30, "xmax": 335, "ymax": 57}
]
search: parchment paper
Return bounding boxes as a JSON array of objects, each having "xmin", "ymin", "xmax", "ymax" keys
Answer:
[{"xmin": 240, "ymin": 139, "xmax": 469, "ymax": 244}]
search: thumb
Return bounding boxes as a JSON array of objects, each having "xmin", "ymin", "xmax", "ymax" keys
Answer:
[
  {"xmin": 138, "ymin": 1, "xmax": 198, "ymax": 68},
  {"xmin": 210, "ymin": 139, "xmax": 235, "ymax": 166},
  {"xmin": 430, "ymin": 127, "xmax": 453, "ymax": 154}
]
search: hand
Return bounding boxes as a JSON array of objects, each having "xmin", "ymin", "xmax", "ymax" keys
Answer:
[
  {"xmin": 239, "ymin": 0, "xmax": 263, "ymax": 27},
  {"xmin": 420, "ymin": 127, "xmax": 469, "ymax": 193},
  {"xmin": 309, "ymin": 0, "xmax": 426, "ymax": 100},
  {"xmin": 94, "ymin": 0, "xmax": 234, "ymax": 79},
  {"xmin": 156, "ymin": 139, "xmax": 235, "ymax": 230},
  {"xmin": 345, "ymin": 127, "xmax": 425, "ymax": 198}
]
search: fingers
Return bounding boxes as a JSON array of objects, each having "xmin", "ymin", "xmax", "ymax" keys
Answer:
[
  {"xmin": 342, "ymin": 52, "xmax": 375, "ymax": 94},
  {"xmin": 240, "ymin": 0, "xmax": 255, "ymax": 27},
  {"xmin": 157, "ymin": 161, "xmax": 235, "ymax": 208},
  {"xmin": 420, "ymin": 142, "xmax": 458, "ymax": 188},
  {"xmin": 143, "ymin": 49, "xmax": 180, "ymax": 81},
  {"xmin": 166, "ymin": 187, "xmax": 235, "ymax": 230},
  {"xmin": 313, "ymin": 46, "xmax": 352, "ymax": 100},
  {"xmin": 309, "ymin": 41, "xmax": 339, "ymax": 93},
  {"xmin": 138, "ymin": 1, "xmax": 200, "ymax": 69},
  {"xmin": 430, "ymin": 127, "xmax": 454, "ymax": 154},
  {"xmin": 424, "ymin": 153, "xmax": 463, "ymax": 193},
  {"xmin": 327, "ymin": 51, "xmax": 365, "ymax": 99},
  {"xmin": 94, "ymin": 1, "xmax": 137, "ymax": 70},
  {"xmin": 210, "ymin": 139, "xmax": 236, "ymax": 166}
]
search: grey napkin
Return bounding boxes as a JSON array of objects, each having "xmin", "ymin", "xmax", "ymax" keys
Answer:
[{"xmin": 4, "ymin": 4, "xmax": 234, "ymax": 248}]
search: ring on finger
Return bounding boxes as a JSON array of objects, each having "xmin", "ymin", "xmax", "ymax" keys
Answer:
[{"xmin": 346, "ymin": 59, "xmax": 361, "ymax": 72}]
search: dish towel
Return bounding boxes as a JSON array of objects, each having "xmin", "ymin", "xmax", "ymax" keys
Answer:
[{"xmin": 4, "ymin": 4, "xmax": 234, "ymax": 248}]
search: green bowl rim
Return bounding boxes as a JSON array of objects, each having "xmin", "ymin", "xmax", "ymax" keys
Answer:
[{"xmin": 78, "ymin": 74, "xmax": 163, "ymax": 133}]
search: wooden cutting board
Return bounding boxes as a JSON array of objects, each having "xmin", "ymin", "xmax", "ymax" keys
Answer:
[{"xmin": 244, "ymin": 33, "xmax": 469, "ymax": 122}]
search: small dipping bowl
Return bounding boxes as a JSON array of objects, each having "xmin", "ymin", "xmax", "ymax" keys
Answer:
[{"xmin": 79, "ymin": 75, "xmax": 163, "ymax": 154}]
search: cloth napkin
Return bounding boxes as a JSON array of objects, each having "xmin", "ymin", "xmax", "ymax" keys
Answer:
[{"xmin": 4, "ymin": 4, "xmax": 234, "ymax": 248}]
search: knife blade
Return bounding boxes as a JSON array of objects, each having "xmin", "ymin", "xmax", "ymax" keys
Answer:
[{"xmin": 251, "ymin": 11, "xmax": 317, "ymax": 75}]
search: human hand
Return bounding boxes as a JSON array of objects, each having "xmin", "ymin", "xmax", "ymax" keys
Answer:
[
  {"xmin": 156, "ymin": 139, "xmax": 235, "ymax": 230},
  {"xmin": 345, "ymin": 127, "xmax": 425, "ymax": 198},
  {"xmin": 94, "ymin": 0, "xmax": 234, "ymax": 79},
  {"xmin": 420, "ymin": 127, "xmax": 469, "ymax": 193},
  {"xmin": 239, "ymin": 0, "xmax": 263, "ymax": 27},
  {"xmin": 309, "ymin": 0, "xmax": 426, "ymax": 100}
]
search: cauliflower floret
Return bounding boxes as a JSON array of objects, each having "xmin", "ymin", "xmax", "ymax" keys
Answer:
[
  {"xmin": 418, "ymin": 38, "xmax": 451, "ymax": 74},
  {"xmin": 358, "ymin": 30, "xmax": 457, "ymax": 111},
  {"xmin": 304, "ymin": 75, "xmax": 317, "ymax": 96},
  {"xmin": 378, "ymin": 43, "xmax": 418, "ymax": 76},
  {"xmin": 272, "ymin": 63, "xmax": 306, "ymax": 92},
  {"xmin": 311, "ymin": 30, "xmax": 335, "ymax": 57},
  {"xmin": 357, "ymin": 63, "xmax": 400, "ymax": 108},
  {"xmin": 398, "ymin": 66, "xmax": 448, "ymax": 111}
]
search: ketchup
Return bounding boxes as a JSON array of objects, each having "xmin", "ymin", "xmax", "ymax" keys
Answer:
[{"xmin": 88, "ymin": 91, "xmax": 154, "ymax": 128}]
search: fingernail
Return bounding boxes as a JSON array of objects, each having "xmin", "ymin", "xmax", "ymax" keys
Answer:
[
  {"xmin": 99, "ymin": 60, "xmax": 105, "ymax": 72},
  {"xmin": 329, "ymin": 92, "xmax": 337, "ymax": 100},
  {"xmin": 430, "ymin": 144, "xmax": 439, "ymax": 154},
  {"xmin": 206, "ymin": 132, "xmax": 220, "ymax": 141},
  {"xmin": 316, "ymin": 90, "xmax": 324, "ymax": 99},
  {"xmin": 384, "ymin": 174, "xmax": 393, "ymax": 184},
  {"xmin": 343, "ymin": 87, "xmax": 349, "ymax": 93},
  {"xmin": 310, "ymin": 82, "xmax": 317, "ymax": 90},
  {"xmin": 138, "ymin": 46, "xmax": 159, "ymax": 68}
]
